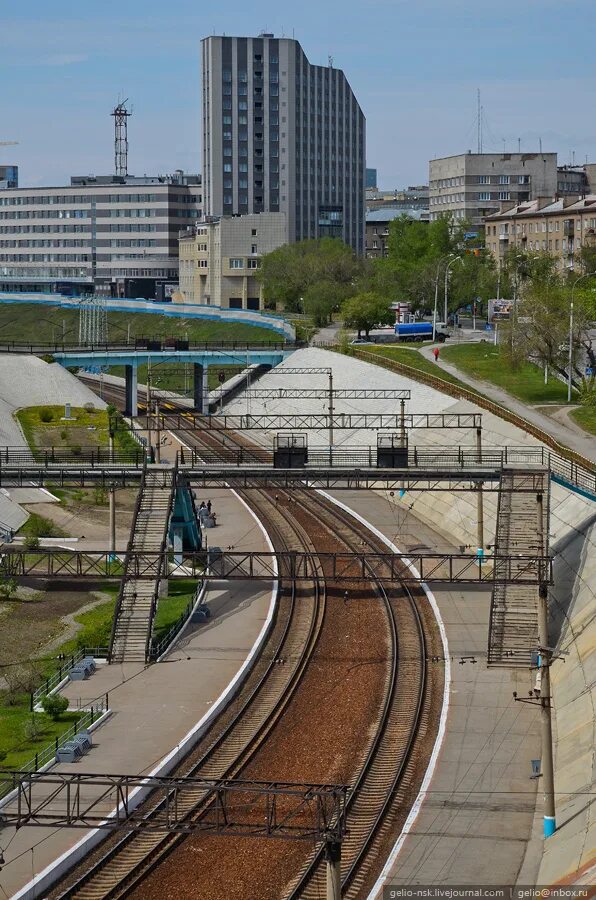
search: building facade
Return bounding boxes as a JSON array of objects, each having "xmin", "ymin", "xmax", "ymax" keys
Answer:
[
  {"xmin": 201, "ymin": 33, "xmax": 365, "ymax": 253},
  {"xmin": 429, "ymin": 152, "xmax": 558, "ymax": 225},
  {"xmin": 0, "ymin": 172, "xmax": 201, "ymax": 298},
  {"xmin": 366, "ymin": 185, "xmax": 429, "ymax": 211},
  {"xmin": 485, "ymin": 195, "xmax": 596, "ymax": 272},
  {"xmin": 178, "ymin": 212, "xmax": 286, "ymax": 309},
  {"xmin": 0, "ymin": 166, "xmax": 18, "ymax": 189},
  {"xmin": 365, "ymin": 207, "xmax": 429, "ymax": 259}
]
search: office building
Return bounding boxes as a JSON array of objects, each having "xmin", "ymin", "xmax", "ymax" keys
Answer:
[
  {"xmin": 201, "ymin": 33, "xmax": 365, "ymax": 253},
  {"xmin": 178, "ymin": 212, "xmax": 286, "ymax": 309},
  {"xmin": 0, "ymin": 166, "xmax": 18, "ymax": 189},
  {"xmin": 485, "ymin": 195, "xmax": 596, "ymax": 272},
  {"xmin": 365, "ymin": 207, "xmax": 429, "ymax": 259},
  {"xmin": 366, "ymin": 168, "xmax": 378, "ymax": 190},
  {"xmin": 429, "ymin": 152, "xmax": 558, "ymax": 225},
  {"xmin": 0, "ymin": 172, "xmax": 201, "ymax": 298}
]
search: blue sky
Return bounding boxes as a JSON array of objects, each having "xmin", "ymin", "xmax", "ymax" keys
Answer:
[{"xmin": 2, "ymin": 0, "xmax": 595, "ymax": 189}]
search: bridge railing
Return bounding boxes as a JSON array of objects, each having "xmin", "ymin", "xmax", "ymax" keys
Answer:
[
  {"xmin": 0, "ymin": 446, "xmax": 145, "ymax": 466},
  {"xmin": 0, "ymin": 338, "xmax": 304, "ymax": 354}
]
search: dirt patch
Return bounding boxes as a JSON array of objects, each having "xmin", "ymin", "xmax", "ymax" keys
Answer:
[
  {"xmin": 23, "ymin": 494, "xmax": 135, "ymax": 543},
  {"xmin": 0, "ymin": 590, "xmax": 106, "ymax": 668}
]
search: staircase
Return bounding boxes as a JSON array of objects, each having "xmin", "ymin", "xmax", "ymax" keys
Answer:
[
  {"xmin": 488, "ymin": 468, "xmax": 549, "ymax": 667},
  {"xmin": 109, "ymin": 466, "xmax": 177, "ymax": 664}
]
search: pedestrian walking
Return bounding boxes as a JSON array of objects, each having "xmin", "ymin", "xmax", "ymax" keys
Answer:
[
  {"xmin": 433, "ymin": 347, "xmax": 440, "ymax": 362},
  {"xmin": 343, "ymin": 590, "xmax": 349, "ymax": 604},
  {"xmin": 207, "ymin": 500, "xmax": 212, "ymax": 514}
]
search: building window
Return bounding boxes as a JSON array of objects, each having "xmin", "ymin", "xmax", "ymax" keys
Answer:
[
  {"xmin": 498, "ymin": 192, "xmax": 510, "ymax": 201},
  {"xmin": 478, "ymin": 175, "xmax": 490, "ymax": 184},
  {"xmin": 478, "ymin": 192, "xmax": 490, "ymax": 201},
  {"xmin": 229, "ymin": 258, "xmax": 243, "ymax": 269},
  {"xmin": 248, "ymin": 259, "xmax": 260, "ymax": 269},
  {"xmin": 499, "ymin": 175, "xmax": 510, "ymax": 185}
]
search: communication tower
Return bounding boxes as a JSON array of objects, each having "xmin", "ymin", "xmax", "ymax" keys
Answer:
[{"xmin": 111, "ymin": 100, "xmax": 132, "ymax": 177}]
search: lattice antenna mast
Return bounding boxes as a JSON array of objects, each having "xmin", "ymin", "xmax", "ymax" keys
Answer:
[{"xmin": 111, "ymin": 99, "xmax": 132, "ymax": 177}]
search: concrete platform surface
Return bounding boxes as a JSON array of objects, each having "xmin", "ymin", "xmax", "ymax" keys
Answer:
[
  {"xmin": 0, "ymin": 487, "xmax": 274, "ymax": 899},
  {"xmin": 328, "ymin": 490, "xmax": 543, "ymax": 891}
]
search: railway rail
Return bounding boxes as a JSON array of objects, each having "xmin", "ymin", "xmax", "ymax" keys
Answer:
[{"xmin": 52, "ymin": 494, "xmax": 326, "ymax": 899}]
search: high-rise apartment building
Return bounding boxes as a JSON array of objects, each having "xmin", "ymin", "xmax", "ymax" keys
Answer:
[
  {"xmin": 429, "ymin": 152, "xmax": 558, "ymax": 225},
  {"xmin": 201, "ymin": 33, "xmax": 365, "ymax": 253}
]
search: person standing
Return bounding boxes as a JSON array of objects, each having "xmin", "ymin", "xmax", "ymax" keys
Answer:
[{"xmin": 433, "ymin": 347, "xmax": 440, "ymax": 362}]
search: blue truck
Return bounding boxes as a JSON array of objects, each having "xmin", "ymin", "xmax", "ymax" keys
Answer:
[{"xmin": 394, "ymin": 321, "xmax": 450, "ymax": 342}]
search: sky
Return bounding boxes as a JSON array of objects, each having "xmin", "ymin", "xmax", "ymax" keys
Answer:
[{"xmin": 2, "ymin": 0, "xmax": 595, "ymax": 190}]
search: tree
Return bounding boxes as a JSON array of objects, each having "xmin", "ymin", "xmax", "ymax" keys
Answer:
[
  {"xmin": 258, "ymin": 238, "xmax": 364, "ymax": 312},
  {"xmin": 302, "ymin": 281, "xmax": 352, "ymax": 327},
  {"xmin": 41, "ymin": 693, "xmax": 69, "ymax": 720},
  {"xmin": 341, "ymin": 293, "xmax": 393, "ymax": 338},
  {"xmin": 0, "ymin": 578, "xmax": 18, "ymax": 601}
]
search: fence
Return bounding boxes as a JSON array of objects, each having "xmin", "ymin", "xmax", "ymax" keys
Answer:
[
  {"xmin": 0, "ymin": 446, "xmax": 144, "ymax": 466},
  {"xmin": 0, "ymin": 693, "xmax": 109, "ymax": 800},
  {"xmin": 30, "ymin": 647, "xmax": 110, "ymax": 710}
]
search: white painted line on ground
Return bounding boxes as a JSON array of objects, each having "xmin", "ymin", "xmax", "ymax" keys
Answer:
[{"xmin": 314, "ymin": 489, "xmax": 451, "ymax": 900}]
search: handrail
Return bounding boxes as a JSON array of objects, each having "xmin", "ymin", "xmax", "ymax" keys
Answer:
[
  {"xmin": 347, "ymin": 347, "xmax": 596, "ymax": 476},
  {"xmin": 144, "ymin": 454, "xmax": 179, "ymax": 663},
  {"xmin": 108, "ymin": 459, "xmax": 148, "ymax": 661}
]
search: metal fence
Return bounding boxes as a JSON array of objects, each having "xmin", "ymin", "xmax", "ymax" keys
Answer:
[
  {"xmin": 30, "ymin": 647, "xmax": 110, "ymax": 710},
  {"xmin": 0, "ymin": 446, "xmax": 145, "ymax": 466}
]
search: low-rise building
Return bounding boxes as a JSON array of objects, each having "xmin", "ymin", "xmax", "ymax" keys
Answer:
[
  {"xmin": 0, "ymin": 172, "xmax": 201, "ymax": 298},
  {"xmin": 366, "ymin": 185, "xmax": 429, "ymax": 211},
  {"xmin": 365, "ymin": 207, "xmax": 429, "ymax": 259},
  {"xmin": 178, "ymin": 212, "xmax": 286, "ymax": 309},
  {"xmin": 484, "ymin": 195, "xmax": 596, "ymax": 272}
]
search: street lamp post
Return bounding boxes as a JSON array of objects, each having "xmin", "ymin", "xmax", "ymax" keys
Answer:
[
  {"xmin": 444, "ymin": 256, "xmax": 462, "ymax": 329},
  {"xmin": 568, "ymin": 271, "xmax": 596, "ymax": 402}
]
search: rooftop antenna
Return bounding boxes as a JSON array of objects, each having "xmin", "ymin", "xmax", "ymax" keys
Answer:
[
  {"xmin": 572, "ymin": 150, "xmax": 576, "ymax": 166},
  {"xmin": 518, "ymin": 137, "xmax": 521, "ymax": 153},
  {"xmin": 328, "ymin": 55, "xmax": 333, "ymax": 68},
  {"xmin": 111, "ymin": 99, "xmax": 132, "ymax": 177}
]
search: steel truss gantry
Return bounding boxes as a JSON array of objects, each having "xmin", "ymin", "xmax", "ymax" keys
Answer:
[
  {"xmin": 0, "ymin": 548, "xmax": 553, "ymax": 584},
  {"xmin": 126, "ymin": 412, "xmax": 483, "ymax": 432},
  {"xmin": 0, "ymin": 772, "xmax": 347, "ymax": 841}
]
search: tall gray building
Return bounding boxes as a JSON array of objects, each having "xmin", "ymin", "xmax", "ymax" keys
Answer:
[{"xmin": 202, "ymin": 33, "xmax": 365, "ymax": 253}]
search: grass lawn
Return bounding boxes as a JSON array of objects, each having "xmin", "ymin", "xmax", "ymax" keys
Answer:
[
  {"xmin": 361, "ymin": 345, "xmax": 477, "ymax": 392},
  {"xmin": 0, "ymin": 303, "xmax": 280, "ymax": 346},
  {"xmin": 441, "ymin": 343, "xmax": 575, "ymax": 404},
  {"xmin": 153, "ymin": 579, "xmax": 198, "ymax": 641},
  {"xmin": 0, "ymin": 708, "xmax": 80, "ymax": 771},
  {"xmin": 16, "ymin": 404, "xmax": 139, "ymax": 458},
  {"xmin": 18, "ymin": 512, "xmax": 67, "ymax": 538},
  {"xmin": 570, "ymin": 406, "xmax": 596, "ymax": 436}
]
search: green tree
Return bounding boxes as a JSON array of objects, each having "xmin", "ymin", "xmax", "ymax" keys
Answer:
[
  {"xmin": 41, "ymin": 693, "xmax": 69, "ymax": 720},
  {"xmin": 341, "ymin": 293, "xmax": 393, "ymax": 338},
  {"xmin": 258, "ymin": 238, "xmax": 364, "ymax": 312},
  {"xmin": 302, "ymin": 281, "xmax": 352, "ymax": 327}
]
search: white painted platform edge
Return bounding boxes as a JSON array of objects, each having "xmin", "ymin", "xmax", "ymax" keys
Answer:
[
  {"xmin": 10, "ymin": 490, "xmax": 278, "ymax": 900},
  {"xmin": 314, "ymin": 489, "xmax": 451, "ymax": 900}
]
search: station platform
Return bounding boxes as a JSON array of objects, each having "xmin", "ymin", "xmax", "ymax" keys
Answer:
[
  {"xmin": 0, "ymin": 487, "xmax": 275, "ymax": 900},
  {"xmin": 324, "ymin": 489, "xmax": 544, "ymax": 891}
]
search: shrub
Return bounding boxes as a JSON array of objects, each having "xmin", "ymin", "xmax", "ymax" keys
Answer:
[
  {"xmin": 41, "ymin": 693, "xmax": 69, "ymax": 720},
  {"xmin": 39, "ymin": 409, "xmax": 54, "ymax": 423},
  {"xmin": 40, "ymin": 354, "xmax": 55, "ymax": 364},
  {"xmin": 70, "ymin": 444, "xmax": 82, "ymax": 456},
  {"xmin": 0, "ymin": 578, "xmax": 18, "ymax": 601},
  {"xmin": 93, "ymin": 487, "xmax": 108, "ymax": 506},
  {"xmin": 60, "ymin": 429, "xmax": 68, "ymax": 441},
  {"xmin": 83, "ymin": 402, "xmax": 96, "ymax": 413},
  {"xmin": 24, "ymin": 715, "xmax": 43, "ymax": 741},
  {"xmin": 24, "ymin": 534, "xmax": 40, "ymax": 551}
]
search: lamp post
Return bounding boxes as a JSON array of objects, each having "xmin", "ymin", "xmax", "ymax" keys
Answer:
[
  {"xmin": 568, "ymin": 271, "xmax": 596, "ymax": 402},
  {"xmin": 444, "ymin": 256, "xmax": 462, "ymax": 328}
]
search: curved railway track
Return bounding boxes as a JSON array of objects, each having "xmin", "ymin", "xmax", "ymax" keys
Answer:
[
  {"xmin": 67, "ymin": 376, "xmax": 442, "ymax": 899},
  {"xmin": 53, "ymin": 496, "xmax": 325, "ymax": 899}
]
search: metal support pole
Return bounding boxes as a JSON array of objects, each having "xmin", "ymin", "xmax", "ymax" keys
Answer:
[
  {"xmin": 155, "ymin": 402, "xmax": 161, "ymax": 464},
  {"xmin": 108, "ymin": 484, "xmax": 116, "ymax": 560},
  {"xmin": 536, "ymin": 492, "xmax": 556, "ymax": 838},
  {"xmin": 567, "ymin": 301, "xmax": 574, "ymax": 403},
  {"xmin": 476, "ymin": 427, "xmax": 484, "ymax": 552},
  {"xmin": 124, "ymin": 364, "xmax": 138, "ymax": 417},
  {"xmin": 325, "ymin": 841, "xmax": 341, "ymax": 900},
  {"xmin": 109, "ymin": 428, "xmax": 115, "ymax": 464},
  {"xmin": 328, "ymin": 371, "xmax": 334, "ymax": 448},
  {"xmin": 400, "ymin": 398, "xmax": 406, "ymax": 448}
]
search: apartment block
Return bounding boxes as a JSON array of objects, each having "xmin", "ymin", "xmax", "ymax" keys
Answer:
[
  {"xmin": 201, "ymin": 33, "xmax": 365, "ymax": 253},
  {"xmin": 485, "ymin": 195, "xmax": 596, "ymax": 272},
  {"xmin": 429, "ymin": 152, "xmax": 558, "ymax": 225},
  {"xmin": 0, "ymin": 172, "xmax": 201, "ymax": 298},
  {"xmin": 178, "ymin": 212, "xmax": 286, "ymax": 309}
]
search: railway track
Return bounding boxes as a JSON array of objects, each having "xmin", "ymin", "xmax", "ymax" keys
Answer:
[
  {"xmin": 53, "ymin": 495, "xmax": 325, "ymax": 899},
  {"xmin": 66, "ymin": 376, "xmax": 440, "ymax": 898}
]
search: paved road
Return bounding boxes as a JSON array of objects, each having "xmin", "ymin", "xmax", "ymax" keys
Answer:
[{"xmin": 419, "ymin": 344, "xmax": 596, "ymax": 463}]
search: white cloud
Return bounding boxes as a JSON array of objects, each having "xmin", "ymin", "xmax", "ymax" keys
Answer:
[{"xmin": 44, "ymin": 53, "xmax": 88, "ymax": 66}]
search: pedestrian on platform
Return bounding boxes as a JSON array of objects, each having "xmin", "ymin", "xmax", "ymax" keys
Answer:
[
  {"xmin": 199, "ymin": 501, "xmax": 206, "ymax": 510},
  {"xmin": 207, "ymin": 500, "xmax": 212, "ymax": 514},
  {"xmin": 433, "ymin": 347, "xmax": 440, "ymax": 362},
  {"xmin": 343, "ymin": 590, "xmax": 349, "ymax": 604}
]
